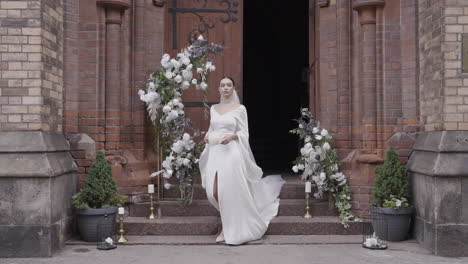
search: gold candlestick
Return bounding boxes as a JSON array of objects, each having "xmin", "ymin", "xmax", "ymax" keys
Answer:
[
  {"xmin": 304, "ymin": 192, "xmax": 312, "ymax": 218},
  {"xmin": 148, "ymin": 193, "xmax": 156, "ymax": 219},
  {"xmin": 117, "ymin": 214, "xmax": 128, "ymax": 243}
]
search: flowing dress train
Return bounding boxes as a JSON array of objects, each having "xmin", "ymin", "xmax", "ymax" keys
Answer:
[{"xmin": 198, "ymin": 104, "xmax": 286, "ymax": 245}]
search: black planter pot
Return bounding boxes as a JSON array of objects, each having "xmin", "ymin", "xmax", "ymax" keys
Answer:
[
  {"xmin": 369, "ymin": 206, "xmax": 414, "ymax": 241},
  {"xmin": 75, "ymin": 207, "xmax": 118, "ymax": 242}
]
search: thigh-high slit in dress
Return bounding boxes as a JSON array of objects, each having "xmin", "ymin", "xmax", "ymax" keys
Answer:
[{"xmin": 198, "ymin": 104, "xmax": 286, "ymax": 245}]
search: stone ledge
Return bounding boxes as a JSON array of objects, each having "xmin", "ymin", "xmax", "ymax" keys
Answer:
[
  {"xmin": 412, "ymin": 131, "xmax": 468, "ymax": 153},
  {"xmin": 0, "ymin": 152, "xmax": 77, "ymax": 177},
  {"xmin": 0, "ymin": 131, "xmax": 70, "ymax": 153}
]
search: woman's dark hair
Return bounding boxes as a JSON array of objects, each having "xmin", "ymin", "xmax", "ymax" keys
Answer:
[{"xmin": 221, "ymin": 76, "xmax": 235, "ymax": 87}]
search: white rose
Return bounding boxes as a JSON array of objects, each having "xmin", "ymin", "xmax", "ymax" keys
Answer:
[
  {"xmin": 138, "ymin": 90, "xmax": 145, "ymax": 96},
  {"xmin": 198, "ymin": 35, "xmax": 204, "ymax": 40},
  {"xmin": 105, "ymin": 237, "xmax": 113, "ymax": 245},
  {"xmin": 181, "ymin": 81, "xmax": 190, "ymax": 89},
  {"xmin": 299, "ymin": 124, "xmax": 303, "ymax": 129},
  {"xmin": 305, "ymin": 142, "xmax": 312, "ymax": 149},
  {"xmin": 183, "ymin": 158, "xmax": 191, "ymax": 166},
  {"xmin": 181, "ymin": 57, "xmax": 190, "ymax": 66},
  {"xmin": 191, "ymin": 79, "xmax": 197, "ymax": 85},
  {"xmin": 205, "ymin": 61, "xmax": 212, "ymax": 70},
  {"xmin": 323, "ymin": 142, "xmax": 331, "ymax": 150},
  {"xmin": 200, "ymin": 82, "xmax": 208, "ymax": 90},
  {"xmin": 396, "ymin": 200, "xmax": 402, "ymax": 207},
  {"xmin": 148, "ymin": 81, "xmax": 155, "ymax": 90},
  {"xmin": 165, "ymin": 70, "xmax": 173, "ymax": 79},
  {"xmin": 164, "ymin": 182, "xmax": 172, "ymax": 189},
  {"xmin": 321, "ymin": 129, "xmax": 328, "ymax": 137},
  {"xmin": 292, "ymin": 165, "xmax": 299, "ymax": 173},
  {"xmin": 319, "ymin": 172, "xmax": 326, "ymax": 181},
  {"xmin": 197, "ymin": 67, "xmax": 204, "ymax": 74},
  {"xmin": 163, "ymin": 105, "xmax": 171, "ymax": 113},
  {"xmin": 305, "ymin": 136, "xmax": 311, "ymax": 143},
  {"xmin": 172, "ymin": 98, "xmax": 180, "ymax": 105},
  {"xmin": 186, "ymin": 64, "xmax": 193, "ymax": 71},
  {"xmin": 183, "ymin": 133, "xmax": 190, "ymax": 141},
  {"xmin": 174, "ymin": 75, "xmax": 182, "ymax": 83},
  {"xmin": 209, "ymin": 65, "xmax": 216, "ymax": 71},
  {"xmin": 298, "ymin": 164, "xmax": 305, "ymax": 170},
  {"xmin": 170, "ymin": 59, "xmax": 180, "ymax": 69},
  {"xmin": 312, "ymin": 127, "xmax": 319, "ymax": 134},
  {"xmin": 162, "ymin": 54, "xmax": 170, "ymax": 62},
  {"xmin": 315, "ymin": 135, "xmax": 322, "ymax": 140}
]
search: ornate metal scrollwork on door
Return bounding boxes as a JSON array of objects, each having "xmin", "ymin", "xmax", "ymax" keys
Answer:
[{"xmin": 168, "ymin": 0, "xmax": 239, "ymax": 49}]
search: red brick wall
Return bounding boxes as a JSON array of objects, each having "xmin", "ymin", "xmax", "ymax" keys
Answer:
[{"xmin": 315, "ymin": 0, "xmax": 420, "ymax": 215}]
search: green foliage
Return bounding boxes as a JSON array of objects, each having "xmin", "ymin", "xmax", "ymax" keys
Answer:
[
  {"xmin": 72, "ymin": 152, "xmax": 127, "ymax": 209},
  {"xmin": 382, "ymin": 195, "xmax": 409, "ymax": 209},
  {"xmin": 372, "ymin": 147, "xmax": 409, "ymax": 207}
]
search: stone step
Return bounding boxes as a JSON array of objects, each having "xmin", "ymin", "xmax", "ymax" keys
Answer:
[
  {"xmin": 128, "ymin": 199, "xmax": 337, "ymax": 217},
  {"xmin": 66, "ymin": 234, "xmax": 363, "ymax": 246},
  {"xmin": 162, "ymin": 174, "xmax": 312, "ymax": 200},
  {"xmin": 120, "ymin": 216, "xmax": 364, "ymax": 236}
]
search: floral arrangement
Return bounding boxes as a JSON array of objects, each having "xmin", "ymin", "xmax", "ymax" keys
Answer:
[
  {"xmin": 382, "ymin": 195, "xmax": 409, "ymax": 209},
  {"xmin": 363, "ymin": 232, "xmax": 387, "ymax": 249},
  {"xmin": 290, "ymin": 108, "xmax": 358, "ymax": 227},
  {"xmin": 139, "ymin": 35, "xmax": 223, "ymax": 205}
]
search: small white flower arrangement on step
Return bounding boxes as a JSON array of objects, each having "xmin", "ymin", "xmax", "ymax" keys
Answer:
[
  {"xmin": 362, "ymin": 232, "xmax": 387, "ymax": 250},
  {"xmin": 97, "ymin": 237, "xmax": 117, "ymax": 250}
]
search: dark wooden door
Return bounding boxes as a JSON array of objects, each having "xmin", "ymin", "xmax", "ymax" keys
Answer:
[{"xmin": 164, "ymin": 0, "xmax": 243, "ymax": 135}]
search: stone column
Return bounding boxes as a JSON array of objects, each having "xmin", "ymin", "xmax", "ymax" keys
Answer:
[
  {"xmin": 0, "ymin": 0, "xmax": 77, "ymax": 257},
  {"xmin": 96, "ymin": 0, "xmax": 131, "ymax": 153}
]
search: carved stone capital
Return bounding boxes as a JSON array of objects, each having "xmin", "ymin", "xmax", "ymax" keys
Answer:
[
  {"xmin": 318, "ymin": 0, "xmax": 330, "ymax": 8},
  {"xmin": 97, "ymin": 0, "xmax": 131, "ymax": 10},
  {"xmin": 352, "ymin": 0, "xmax": 385, "ymax": 11}
]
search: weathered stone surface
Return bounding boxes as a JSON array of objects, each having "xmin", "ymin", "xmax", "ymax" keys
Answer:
[
  {"xmin": 436, "ymin": 225, "xmax": 468, "ymax": 257},
  {"xmin": 0, "ymin": 132, "xmax": 77, "ymax": 258},
  {"xmin": 408, "ymin": 131, "xmax": 468, "ymax": 257},
  {"xmin": 0, "ymin": 131, "xmax": 70, "ymax": 152},
  {"xmin": 0, "ymin": 226, "xmax": 52, "ymax": 257}
]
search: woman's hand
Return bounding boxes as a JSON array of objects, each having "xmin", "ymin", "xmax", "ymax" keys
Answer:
[{"xmin": 220, "ymin": 134, "xmax": 238, "ymax": 144}]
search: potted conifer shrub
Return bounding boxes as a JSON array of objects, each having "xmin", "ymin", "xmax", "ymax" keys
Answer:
[
  {"xmin": 72, "ymin": 152, "xmax": 127, "ymax": 242},
  {"xmin": 370, "ymin": 147, "xmax": 414, "ymax": 241}
]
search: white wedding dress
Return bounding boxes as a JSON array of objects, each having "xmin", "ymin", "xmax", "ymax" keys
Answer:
[{"xmin": 198, "ymin": 104, "xmax": 286, "ymax": 245}]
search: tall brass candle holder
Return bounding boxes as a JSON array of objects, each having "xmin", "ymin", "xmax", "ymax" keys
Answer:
[
  {"xmin": 148, "ymin": 193, "xmax": 156, "ymax": 219},
  {"xmin": 304, "ymin": 192, "xmax": 312, "ymax": 218},
  {"xmin": 117, "ymin": 214, "xmax": 128, "ymax": 243}
]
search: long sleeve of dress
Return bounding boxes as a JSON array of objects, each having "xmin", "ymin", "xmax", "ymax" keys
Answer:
[{"xmin": 234, "ymin": 106, "xmax": 263, "ymax": 183}]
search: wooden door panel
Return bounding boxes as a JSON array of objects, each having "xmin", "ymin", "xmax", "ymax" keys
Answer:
[{"xmin": 164, "ymin": 0, "xmax": 243, "ymax": 136}]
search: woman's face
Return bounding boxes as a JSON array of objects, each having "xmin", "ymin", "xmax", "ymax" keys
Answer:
[{"xmin": 219, "ymin": 78, "xmax": 234, "ymax": 98}]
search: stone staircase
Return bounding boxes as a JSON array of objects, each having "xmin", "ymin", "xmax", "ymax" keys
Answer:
[{"xmin": 120, "ymin": 173, "xmax": 363, "ymax": 238}]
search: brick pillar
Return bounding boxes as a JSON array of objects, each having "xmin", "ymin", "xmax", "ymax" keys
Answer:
[
  {"xmin": 96, "ymin": 0, "xmax": 131, "ymax": 153},
  {"xmin": 352, "ymin": 0, "xmax": 385, "ymax": 153}
]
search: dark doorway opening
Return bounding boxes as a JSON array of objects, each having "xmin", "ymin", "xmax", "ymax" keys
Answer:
[{"xmin": 243, "ymin": 2, "xmax": 309, "ymax": 173}]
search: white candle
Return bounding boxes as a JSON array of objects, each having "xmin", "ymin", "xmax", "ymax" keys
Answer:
[
  {"xmin": 148, "ymin": 184, "xmax": 155, "ymax": 194},
  {"xmin": 118, "ymin": 207, "xmax": 124, "ymax": 215},
  {"xmin": 305, "ymin": 181, "xmax": 311, "ymax": 193}
]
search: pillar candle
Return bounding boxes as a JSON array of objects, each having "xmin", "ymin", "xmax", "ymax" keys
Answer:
[
  {"xmin": 305, "ymin": 181, "xmax": 311, "ymax": 193},
  {"xmin": 118, "ymin": 207, "xmax": 124, "ymax": 215},
  {"xmin": 148, "ymin": 184, "xmax": 155, "ymax": 194}
]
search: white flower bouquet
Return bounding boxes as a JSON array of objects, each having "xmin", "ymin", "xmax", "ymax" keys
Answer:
[{"xmin": 207, "ymin": 131, "xmax": 225, "ymax": 145}]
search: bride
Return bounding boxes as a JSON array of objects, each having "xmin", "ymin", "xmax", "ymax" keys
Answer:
[{"xmin": 198, "ymin": 77, "xmax": 286, "ymax": 245}]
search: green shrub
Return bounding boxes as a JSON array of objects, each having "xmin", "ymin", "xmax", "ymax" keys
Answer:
[
  {"xmin": 72, "ymin": 152, "xmax": 127, "ymax": 209},
  {"xmin": 372, "ymin": 147, "xmax": 409, "ymax": 207}
]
